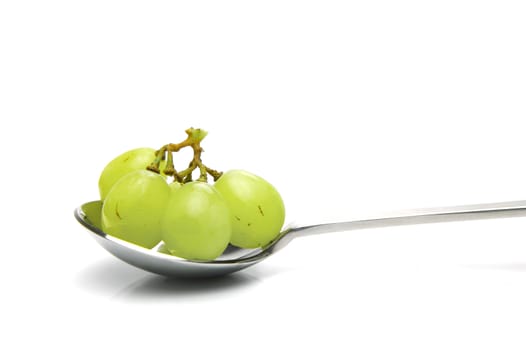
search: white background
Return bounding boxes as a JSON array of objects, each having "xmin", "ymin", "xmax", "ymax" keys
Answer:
[{"xmin": 1, "ymin": 1, "xmax": 526, "ymax": 349}]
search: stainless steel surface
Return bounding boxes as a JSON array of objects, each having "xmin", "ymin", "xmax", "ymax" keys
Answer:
[{"xmin": 74, "ymin": 200, "xmax": 526, "ymax": 278}]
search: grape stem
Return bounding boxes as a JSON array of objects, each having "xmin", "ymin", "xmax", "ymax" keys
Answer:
[{"xmin": 147, "ymin": 127, "xmax": 223, "ymax": 183}]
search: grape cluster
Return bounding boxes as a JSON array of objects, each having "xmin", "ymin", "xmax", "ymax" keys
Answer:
[{"xmin": 98, "ymin": 128, "xmax": 285, "ymax": 261}]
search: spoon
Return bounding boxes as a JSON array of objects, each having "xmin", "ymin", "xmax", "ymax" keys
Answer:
[{"xmin": 74, "ymin": 199, "xmax": 526, "ymax": 278}]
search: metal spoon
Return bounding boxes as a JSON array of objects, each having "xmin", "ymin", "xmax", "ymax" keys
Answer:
[{"xmin": 74, "ymin": 200, "xmax": 526, "ymax": 278}]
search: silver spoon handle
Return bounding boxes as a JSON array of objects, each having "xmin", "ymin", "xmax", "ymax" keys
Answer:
[{"xmin": 293, "ymin": 200, "xmax": 526, "ymax": 237}]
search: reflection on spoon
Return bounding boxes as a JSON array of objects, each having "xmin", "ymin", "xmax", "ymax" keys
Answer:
[{"xmin": 75, "ymin": 200, "xmax": 526, "ymax": 278}]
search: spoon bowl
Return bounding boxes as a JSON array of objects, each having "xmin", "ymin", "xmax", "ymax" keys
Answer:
[
  {"xmin": 74, "ymin": 201, "xmax": 286, "ymax": 278},
  {"xmin": 75, "ymin": 200, "xmax": 526, "ymax": 278}
]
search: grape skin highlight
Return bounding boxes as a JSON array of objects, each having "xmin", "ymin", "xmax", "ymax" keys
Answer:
[{"xmin": 161, "ymin": 182, "xmax": 231, "ymax": 260}]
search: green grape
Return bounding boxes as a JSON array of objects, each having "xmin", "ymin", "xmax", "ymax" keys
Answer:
[
  {"xmin": 99, "ymin": 147, "xmax": 159, "ymax": 201},
  {"xmin": 101, "ymin": 170, "xmax": 170, "ymax": 249},
  {"xmin": 161, "ymin": 181, "xmax": 231, "ymax": 260},
  {"xmin": 214, "ymin": 170, "xmax": 285, "ymax": 248},
  {"xmin": 168, "ymin": 181, "xmax": 182, "ymax": 192}
]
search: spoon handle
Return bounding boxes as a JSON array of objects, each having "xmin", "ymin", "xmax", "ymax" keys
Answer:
[{"xmin": 293, "ymin": 200, "xmax": 526, "ymax": 237}]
